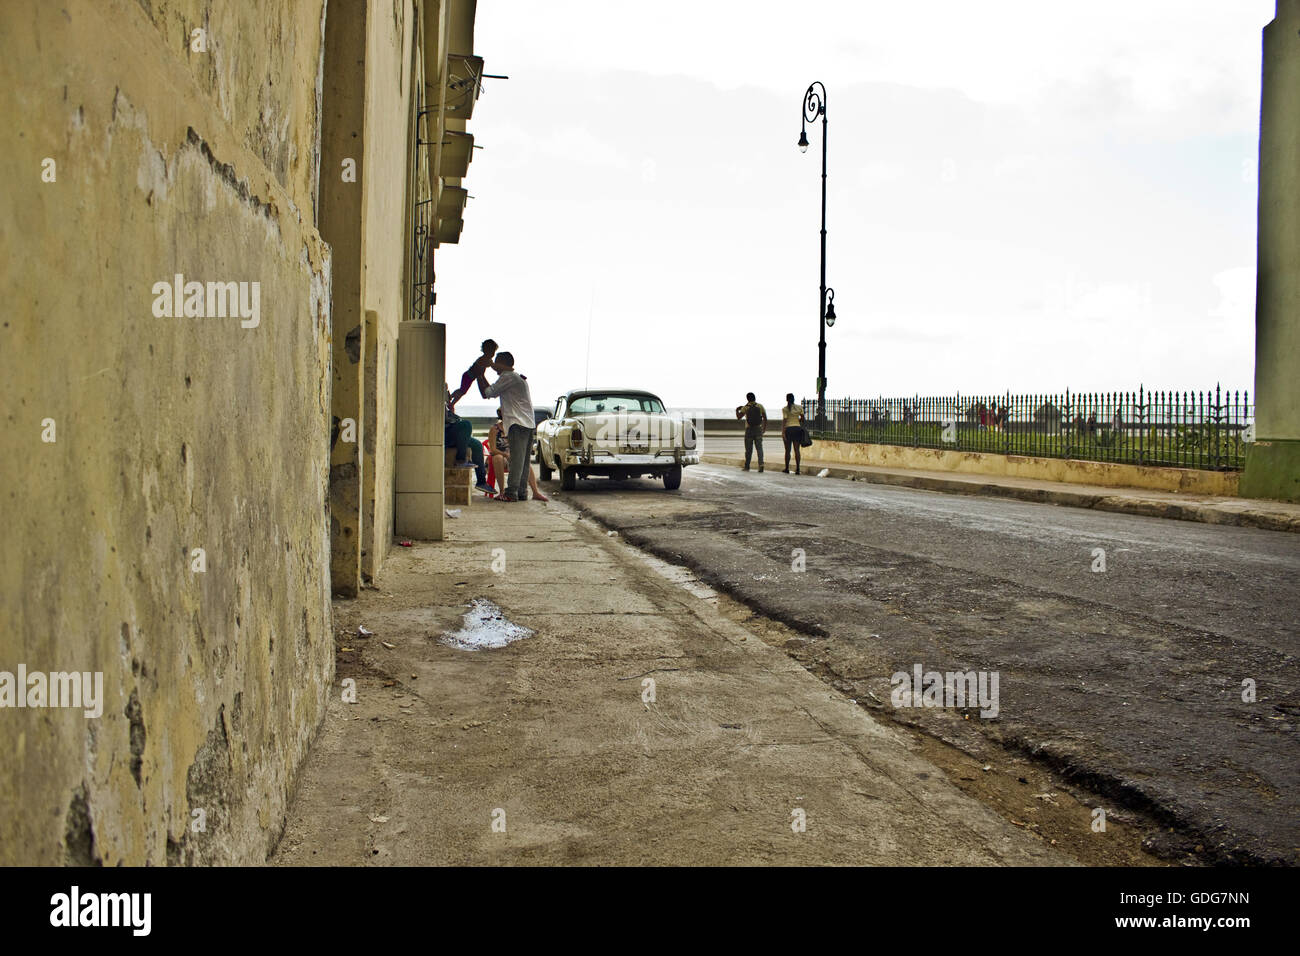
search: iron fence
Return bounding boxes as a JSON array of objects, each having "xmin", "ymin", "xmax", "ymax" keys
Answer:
[{"xmin": 803, "ymin": 386, "xmax": 1252, "ymax": 471}]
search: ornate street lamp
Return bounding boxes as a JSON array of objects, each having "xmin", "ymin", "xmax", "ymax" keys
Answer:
[{"xmin": 799, "ymin": 81, "xmax": 832, "ymax": 429}]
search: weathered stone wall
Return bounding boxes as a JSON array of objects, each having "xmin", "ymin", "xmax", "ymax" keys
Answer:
[
  {"xmin": 0, "ymin": 0, "xmax": 334, "ymax": 864},
  {"xmin": 322, "ymin": 0, "xmax": 369, "ymax": 595},
  {"xmin": 361, "ymin": 0, "xmax": 417, "ymax": 578},
  {"xmin": 794, "ymin": 440, "xmax": 1241, "ymax": 497}
]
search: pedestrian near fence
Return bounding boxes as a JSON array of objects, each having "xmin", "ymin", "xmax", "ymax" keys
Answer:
[
  {"xmin": 736, "ymin": 392, "xmax": 766, "ymax": 472},
  {"xmin": 781, "ymin": 393, "xmax": 804, "ymax": 474}
]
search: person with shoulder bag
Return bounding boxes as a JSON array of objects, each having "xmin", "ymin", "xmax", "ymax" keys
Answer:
[{"xmin": 781, "ymin": 393, "xmax": 808, "ymax": 473}]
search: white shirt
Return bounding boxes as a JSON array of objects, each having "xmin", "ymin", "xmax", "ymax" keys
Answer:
[{"xmin": 484, "ymin": 369, "xmax": 534, "ymax": 433}]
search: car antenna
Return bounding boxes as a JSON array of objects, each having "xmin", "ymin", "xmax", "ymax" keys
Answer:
[{"xmin": 584, "ymin": 286, "xmax": 594, "ymax": 391}]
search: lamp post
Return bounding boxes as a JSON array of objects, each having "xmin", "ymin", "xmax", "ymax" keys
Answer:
[{"xmin": 799, "ymin": 81, "xmax": 831, "ymax": 430}]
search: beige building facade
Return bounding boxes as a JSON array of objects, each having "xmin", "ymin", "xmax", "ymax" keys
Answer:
[{"xmin": 0, "ymin": 0, "xmax": 484, "ymax": 864}]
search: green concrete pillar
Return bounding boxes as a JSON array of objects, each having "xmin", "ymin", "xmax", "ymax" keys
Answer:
[{"xmin": 1242, "ymin": 0, "xmax": 1300, "ymax": 501}]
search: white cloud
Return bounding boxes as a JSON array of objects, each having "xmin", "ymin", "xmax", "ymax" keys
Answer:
[
  {"xmin": 1210, "ymin": 266, "xmax": 1256, "ymax": 325},
  {"xmin": 437, "ymin": 3, "xmax": 1270, "ymax": 406},
  {"xmin": 857, "ymin": 161, "xmax": 907, "ymax": 189},
  {"xmin": 483, "ymin": 1, "xmax": 1273, "ymax": 125}
]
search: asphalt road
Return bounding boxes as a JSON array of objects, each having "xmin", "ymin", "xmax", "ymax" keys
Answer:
[{"xmin": 553, "ymin": 462, "xmax": 1300, "ymax": 865}]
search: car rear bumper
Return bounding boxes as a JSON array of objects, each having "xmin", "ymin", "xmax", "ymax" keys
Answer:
[{"xmin": 561, "ymin": 450, "xmax": 699, "ymax": 467}]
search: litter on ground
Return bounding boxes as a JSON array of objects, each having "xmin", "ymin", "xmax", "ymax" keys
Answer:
[{"xmin": 439, "ymin": 598, "xmax": 534, "ymax": 651}]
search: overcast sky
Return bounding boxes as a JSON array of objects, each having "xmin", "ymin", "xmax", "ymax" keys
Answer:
[{"xmin": 436, "ymin": 0, "xmax": 1274, "ymax": 410}]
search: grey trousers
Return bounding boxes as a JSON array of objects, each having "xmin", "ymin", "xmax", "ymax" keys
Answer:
[
  {"xmin": 744, "ymin": 428, "xmax": 764, "ymax": 467},
  {"xmin": 507, "ymin": 424, "xmax": 535, "ymax": 498}
]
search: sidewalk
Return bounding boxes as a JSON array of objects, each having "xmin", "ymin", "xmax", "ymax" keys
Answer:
[
  {"xmin": 701, "ymin": 453, "xmax": 1300, "ymax": 533},
  {"xmin": 272, "ymin": 496, "xmax": 1066, "ymax": 866}
]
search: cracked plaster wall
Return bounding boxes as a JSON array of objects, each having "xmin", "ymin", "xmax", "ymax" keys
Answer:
[{"xmin": 0, "ymin": 0, "xmax": 337, "ymax": 865}]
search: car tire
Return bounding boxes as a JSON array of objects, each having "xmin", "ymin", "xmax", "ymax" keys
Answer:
[
  {"xmin": 561, "ymin": 466, "xmax": 577, "ymax": 491},
  {"xmin": 663, "ymin": 465, "xmax": 682, "ymax": 490},
  {"xmin": 538, "ymin": 452, "xmax": 553, "ymax": 481}
]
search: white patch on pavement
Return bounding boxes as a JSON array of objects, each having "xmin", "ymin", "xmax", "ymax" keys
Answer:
[
  {"xmin": 439, "ymin": 599, "xmax": 534, "ymax": 650},
  {"xmin": 628, "ymin": 549, "xmax": 717, "ymax": 601}
]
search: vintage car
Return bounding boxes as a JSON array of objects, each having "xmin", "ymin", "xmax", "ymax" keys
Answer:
[{"xmin": 535, "ymin": 388, "xmax": 699, "ymax": 490}]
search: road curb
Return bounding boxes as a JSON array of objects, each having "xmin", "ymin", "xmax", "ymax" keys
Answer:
[{"xmin": 699, "ymin": 454, "xmax": 1300, "ymax": 534}]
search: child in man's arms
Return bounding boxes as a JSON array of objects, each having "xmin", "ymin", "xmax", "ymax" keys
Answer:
[{"xmin": 448, "ymin": 339, "xmax": 498, "ymax": 409}]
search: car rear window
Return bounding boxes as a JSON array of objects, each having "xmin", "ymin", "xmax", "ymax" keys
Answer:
[{"xmin": 568, "ymin": 395, "xmax": 665, "ymax": 415}]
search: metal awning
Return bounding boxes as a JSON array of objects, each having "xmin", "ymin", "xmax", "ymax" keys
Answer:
[
  {"xmin": 435, "ymin": 217, "xmax": 464, "ymax": 244},
  {"xmin": 440, "ymin": 130, "xmax": 474, "ymax": 179},
  {"xmin": 436, "ymin": 186, "xmax": 467, "ymax": 222},
  {"xmin": 444, "ymin": 54, "xmax": 483, "ymax": 120}
]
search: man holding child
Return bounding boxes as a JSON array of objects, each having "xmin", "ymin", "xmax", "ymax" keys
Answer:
[{"xmin": 476, "ymin": 351, "xmax": 535, "ymax": 502}]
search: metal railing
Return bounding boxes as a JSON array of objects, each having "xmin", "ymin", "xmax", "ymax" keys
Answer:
[{"xmin": 804, "ymin": 386, "xmax": 1252, "ymax": 471}]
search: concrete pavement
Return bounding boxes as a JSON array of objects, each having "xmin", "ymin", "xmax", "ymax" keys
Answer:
[
  {"xmin": 273, "ymin": 490, "xmax": 1068, "ymax": 865},
  {"xmin": 565, "ymin": 463, "xmax": 1300, "ymax": 865}
]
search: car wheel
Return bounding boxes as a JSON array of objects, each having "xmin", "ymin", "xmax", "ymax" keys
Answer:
[
  {"xmin": 663, "ymin": 465, "xmax": 682, "ymax": 490},
  {"xmin": 561, "ymin": 466, "xmax": 577, "ymax": 491},
  {"xmin": 538, "ymin": 451, "xmax": 553, "ymax": 481}
]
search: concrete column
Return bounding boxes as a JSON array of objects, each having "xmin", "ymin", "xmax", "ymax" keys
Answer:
[
  {"xmin": 320, "ymin": 0, "xmax": 368, "ymax": 594},
  {"xmin": 360, "ymin": 309, "xmax": 381, "ymax": 581},
  {"xmin": 396, "ymin": 321, "xmax": 447, "ymax": 539},
  {"xmin": 1242, "ymin": 0, "xmax": 1300, "ymax": 501},
  {"xmin": 357, "ymin": 1, "xmax": 416, "ymax": 579}
]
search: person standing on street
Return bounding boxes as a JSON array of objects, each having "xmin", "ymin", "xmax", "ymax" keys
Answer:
[
  {"xmin": 477, "ymin": 351, "xmax": 535, "ymax": 502},
  {"xmin": 781, "ymin": 392, "xmax": 804, "ymax": 474},
  {"xmin": 487, "ymin": 408, "xmax": 547, "ymax": 502},
  {"xmin": 736, "ymin": 392, "xmax": 767, "ymax": 472}
]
